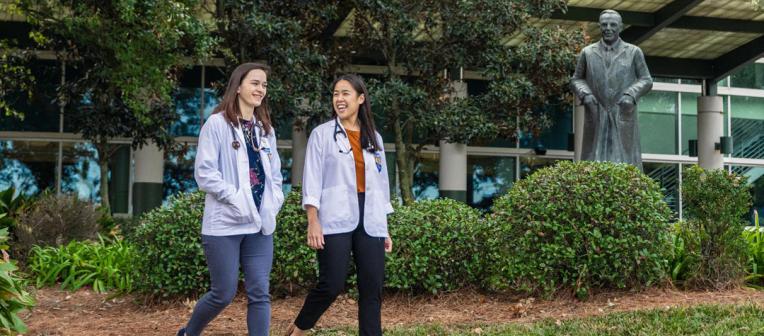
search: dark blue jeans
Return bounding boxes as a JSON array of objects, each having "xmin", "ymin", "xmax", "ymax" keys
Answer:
[{"xmin": 184, "ymin": 233, "xmax": 273, "ymax": 336}]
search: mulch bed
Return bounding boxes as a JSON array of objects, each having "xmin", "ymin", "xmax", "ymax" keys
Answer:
[{"xmin": 24, "ymin": 286, "xmax": 764, "ymax": 335}]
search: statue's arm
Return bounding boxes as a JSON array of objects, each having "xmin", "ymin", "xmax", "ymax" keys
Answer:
[
  {"xmin": 570, "ymin": 51, "xmax": 592, "ymax": 100},
  {"xmin": 623, "ymin": 48, "xmax": 653, "ymax": 102}
]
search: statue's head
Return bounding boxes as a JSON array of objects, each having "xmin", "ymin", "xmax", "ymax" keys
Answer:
[{"xmin": 598, "ymin": 9, "xmax": 623, "ymax": 44}]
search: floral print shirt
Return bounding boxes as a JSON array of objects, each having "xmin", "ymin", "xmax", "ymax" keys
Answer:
[{"xmin": 240, "ymin": 118, "xmax": 266, "ymax": 210}]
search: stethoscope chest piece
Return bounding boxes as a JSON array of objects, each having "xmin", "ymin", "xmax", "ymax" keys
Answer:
[{"xmin": 232, "ymin": 140, "xmax": 241, "ymax": 150}]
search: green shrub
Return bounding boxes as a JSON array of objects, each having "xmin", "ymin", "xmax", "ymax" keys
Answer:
[
  {"xmin": 15, "ymin": 193, "xmax": 102, "ymax": 255},
  {"xmin": 0, "ymin": 228, "xmax": 35, "ymax": 334},
  {"xmin": 680, "ymin": 165, "xmax": 750, "ymax": 289},
  {"xmin": 743, "ymin": 210, "xmax": 763, "ymax": 288},
  {"xmin": 488, "ymin": 161, "xmax": 672, "ymax": 298},
  {"xmin": 0, "ymin": 187, "xmax": 30, "ymax": 233},
  {"xmin": 28, "ymin": 236, "xmax": 135, "ymax": 294},
  {"xmin": 130, "ymin": 191, "xmax": 207, "ymax": 298},
  {"xmin": 386, "ymin": 198, "xmax": 487, "ymax": 294},
  {"xmin": 272, "ymin": 186, "xmax": 318, "ymax": 296}
]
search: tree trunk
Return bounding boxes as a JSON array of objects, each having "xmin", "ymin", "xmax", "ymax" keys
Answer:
[
  {"xmin": 392, "ymin": 100, "xmax": 414, "ymax": 204},
  {"xmin": 96, "ymin": 137, "xmax": 111, "ymax": 212}
]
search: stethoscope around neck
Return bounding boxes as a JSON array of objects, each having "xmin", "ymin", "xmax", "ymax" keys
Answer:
[
  {"xmin": 229, "ymin": 119, "xmax": 264, "ymax": 151},
  {"xmin": 334, "ymin": 118, "xmax": 374, "ymax": 154}
]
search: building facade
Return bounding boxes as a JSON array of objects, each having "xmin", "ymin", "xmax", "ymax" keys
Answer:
[{"xmin": 1, "ymin": 60, "xmax": 763, "ymax": 221}]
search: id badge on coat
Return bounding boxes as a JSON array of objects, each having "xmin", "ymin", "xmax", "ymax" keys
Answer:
[{"xmin": 374, "ymin": 151, "xmax": 383, "ymax": 173}]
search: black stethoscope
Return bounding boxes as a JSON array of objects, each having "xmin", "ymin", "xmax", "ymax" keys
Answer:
[
  {"xmin": 334, "ymin": 118, "xmax": 374, "ymax": 154},
  {"xmin": 333, "ymin": 118, "xmax": 383, "ymax": 172},
  {"xmin": 229, "ymin": 120, "xmax": 263, "ymax": 151}
]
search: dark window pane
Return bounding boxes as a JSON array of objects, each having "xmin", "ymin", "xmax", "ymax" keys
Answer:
[
  {"xmin": 730, "ymin": 62, "xmax": 764, "ymax": 90},
  {"xmin": 0, "ymin": 140, "xmax": 57, "ymax": 195},
  {"xmin": 519, "ymin": 157, "xmax": 566, "ymax": 179},
  {"xmin": 61, "ymin": 142, "xmax": 101, "ymax": 202},
  {"xmin": 163, "ymin": 144, "xmax": 198, "ymax": 201},
  {"xmin": 0, "ymin": 61, "xmax": 61, "ymax": 132},
  {"xmin": 645, "ymin": 162, "xmax": 679, "ymax": 216},
  {"xmin": 413, "ymin": 152, "xmax": 439, "ymax": 200},
  {"xmin": 639, "ymin": 91, "xmax": 677, "ymax": 154},
  {"xmin": 731, "ymin": 96, "xmax": 764, "ymax": 159},
  {"xmin": 731, "ymin": 166, "xmax": 764, "ymax": 225},
  {"xmin": 468, "ymin": 156, "xmax": 515, "ymax": 210}
]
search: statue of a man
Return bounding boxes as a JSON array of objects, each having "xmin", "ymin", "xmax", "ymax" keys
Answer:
[{"xmin": 570, "ymin": 9, "xmax": 653, "ymax": 170}]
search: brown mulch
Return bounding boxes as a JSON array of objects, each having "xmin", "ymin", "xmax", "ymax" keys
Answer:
[{"xmin": 24, "ymin": 286, "xmax": 764, "ymax": 335}]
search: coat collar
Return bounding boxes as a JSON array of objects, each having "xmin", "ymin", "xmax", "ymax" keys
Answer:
[{"xmin": 591, "ymin": 38, "xmax": 627, "ymax": 63}]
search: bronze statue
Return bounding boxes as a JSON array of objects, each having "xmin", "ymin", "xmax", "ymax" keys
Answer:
[{"xmin": 570, "ymin": 9, "xmax": 653, "ymax": 170}]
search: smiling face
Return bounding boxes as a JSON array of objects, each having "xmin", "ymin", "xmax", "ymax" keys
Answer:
[
  {"xmin": 237, "ymin": 69, "xmax": 267, "ymax": 111},
  {"xmin": 599, "ymin": 13, "xmax": 622, "ymax": 44},
  {"xmin": 333, "ymin": 79, "xmax": 365, "ymax": 121}
]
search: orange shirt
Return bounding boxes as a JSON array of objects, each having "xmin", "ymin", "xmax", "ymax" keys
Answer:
[{"xmin": 346, "ymin": 130, "xmax": 366, "ymax": 192}]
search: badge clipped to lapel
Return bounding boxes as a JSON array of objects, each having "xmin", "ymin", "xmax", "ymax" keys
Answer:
[
  {"xmin": 260, "ymin": 138, "xmax": 273, "ymax": 160},
  {"xmin": 374, "ymin": 151, "xmax": 383, "ymax": 173}
]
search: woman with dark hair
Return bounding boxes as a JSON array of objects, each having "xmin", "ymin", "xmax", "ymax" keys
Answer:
[
  {"xmin": 178, "ymin": 63, "xmax": 284, "ymax": 336},
  {"xmin": 286, "ymin": 74, "xmax": 394, "ymax": 336}
]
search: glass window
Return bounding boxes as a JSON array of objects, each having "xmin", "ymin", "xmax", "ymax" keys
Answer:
[
  {"xmin": 468, "ymin": 156, "xmax": 515, "ymax": 210},
  {"xmin": 654, "ymin": 77, "xmax": 679, "ymax": 84},
  {"xmin": 730, "ymin": 166, "xmax": 764, "ymax": 225},
  {"xmin": 520, "ymin": 104, "xmax": 572, "ymax": 151},
  {"xmin": 519, "ymin": 157, "xmax": 565, "ymax": 179},
  {"xmin": 645, "ymin": 162, "xmax": 679, "ymax": 216},
  {"xmin": 413, "ymin": 152, "xmax": 438, "ymax": 200},
  {"xmin": 730, "ymin": 62, "xmax": 764, "ymax": 90},
  {"xmin": 638, "ymin": 91, "xmax": 677, "ymax": 154},
  {"xmin": 171, "ymin": 88, "xmax": 220, "ymax": 137},
  {"xmin": 163, "ymin": 144, "xmax": 197, "ymax": 201},
  {"xmin": 0, "ymin": 61, "xmax": 62, "ymax": 132},
  {"xmin": 730, "ymin": 96, "xmax": 764, "ymax": 159},
  {"xmin": 61, "ymin": 142, "xmax": 101, "ymax": 202},
  {"xmin": 279, "ymin": 148, "xmax": 292, "ymax": 194},
  {"xmin": 0, "ymin": 140, "xmax": 57, "ymax": 196}
]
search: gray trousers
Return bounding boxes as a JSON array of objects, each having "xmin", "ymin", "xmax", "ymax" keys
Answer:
[{"xmin": 184, "ymin": 233, "xmax": 273, "ymax": 336}]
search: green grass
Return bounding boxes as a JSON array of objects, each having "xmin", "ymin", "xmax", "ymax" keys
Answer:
[{"xmin": 311, "ymin": 304, "xmax": 764, "ymax": 335}]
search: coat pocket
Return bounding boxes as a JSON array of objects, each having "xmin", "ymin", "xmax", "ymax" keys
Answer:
[
  {"xmin": 217, "ymin": 188, "xmax": 251, "ymax": 224},
  {"xmin": 318, "ymin": 185, "xmax": 352, "ymax": 224}
]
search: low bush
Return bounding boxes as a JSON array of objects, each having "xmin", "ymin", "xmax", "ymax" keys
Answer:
[
  {"xmin": 0, "ymin": 228, "xmax": 35, "ymax": 334},
  {"xmin": 272, "ymin": 186, "xmax": 318, "ymax": 296},
  {"xmin": 487, "ymin": 161, "xmax": 673, "ymax": 298},
  {"xmin": 15, "ymin": 193, "xmax": 101, "ymax": 255},
  {"xmin": 743, "ymin": 210, "xmax": 763, "ymax": 288},
  {"xmin": 130, "ymin": 191, "xmax": 207, "ymax": 298},
  {"xmin": 386, "ymin": 198, "xmax": 487, "ymax": 294},
  {"xmin": 680, "ymin": 165, "xmax": 750, "ymax": 289},
  {"xmin": 0, "ymin": 187, "xmax": 30, "ymax": 233},
  {"xmin": 28, "ymin": 236, "xmax": 135, "ymax": 293}
]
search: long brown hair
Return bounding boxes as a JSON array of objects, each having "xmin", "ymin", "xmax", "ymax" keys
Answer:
[
  {"xmin": 331, "ymin": 74, "xmax": 382, "ymax": 152},
  {"xmin": 214, "ymin": 63, "xmax": 273, "ymax": 135}
]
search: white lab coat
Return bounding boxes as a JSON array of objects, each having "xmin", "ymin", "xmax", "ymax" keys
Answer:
[
  {"xmin": 194, "ymin": 113, "xmax": 284, "ymax": 236},
  {"xmin": 302, "ymin": 118, "xmax": 394, "ymax": 238}
]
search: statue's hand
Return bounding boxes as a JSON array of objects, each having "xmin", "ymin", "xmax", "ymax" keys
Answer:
[
  {"xmin": 618, "ymin": 95, "xmax": 635, "ymax": 113},
  {"xmin": 583, "ymin": 94, "xmax": 598, "ymax": 107}
]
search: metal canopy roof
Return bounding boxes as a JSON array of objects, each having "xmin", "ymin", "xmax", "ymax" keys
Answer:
[
  {"xmin": 329, "ymin": 0, "xmax": 764, "ymax": 87},
  {"xmin": 550, "ymin": 0, "xmax": 764, "ymax": 84}
]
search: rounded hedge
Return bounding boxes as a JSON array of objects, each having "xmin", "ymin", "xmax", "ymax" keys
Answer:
[
  {"xmin": 129, "ymin": 188, "xmax": 318, "ymax": 298},
  {"xmin": 130, "ymin": 191, "xmax": 208, "ymax": 297},
  {"xmin": 386, "ymin": 198, "xmax": 487, "ymax": 294},
  {"xmin": 487, "ymin": 161, "xmax": 672, "ymax": 298}
]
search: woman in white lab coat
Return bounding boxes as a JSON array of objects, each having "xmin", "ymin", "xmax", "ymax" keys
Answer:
[
  {"xmin": 286, "ymin": 74, "xmax": 393, "ymax": 336},
  {"xmin": 177, "ymin": 62, "xmax": 284, "ymax": 336}
]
